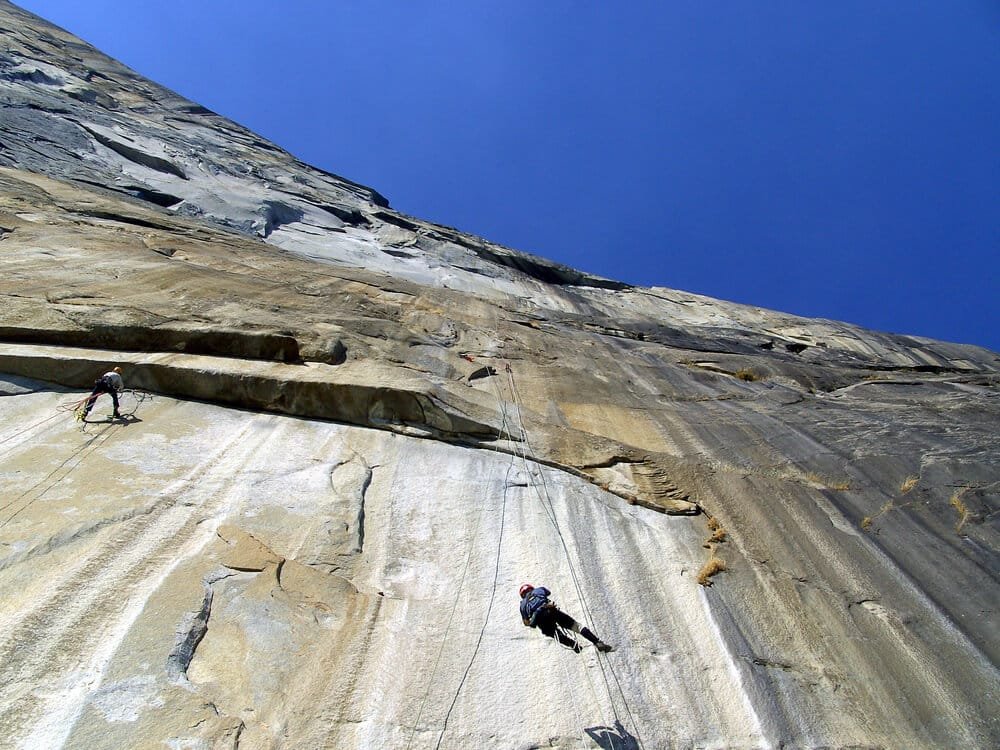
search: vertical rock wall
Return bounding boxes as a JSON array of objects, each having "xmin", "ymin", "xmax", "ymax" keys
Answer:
[{"xmin": 0, "ymin": 2, "xmax": 998, "ymax": 747}]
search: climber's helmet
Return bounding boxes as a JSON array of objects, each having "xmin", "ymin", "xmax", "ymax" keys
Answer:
[{"xmin": 519, "ymin": 583, "xmax": 533, "ymax": 598}]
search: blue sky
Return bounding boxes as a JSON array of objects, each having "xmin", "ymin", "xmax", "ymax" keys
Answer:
[{"xmin": 16, "ymin": 1, "xmax": 1000, "ymax": 352}]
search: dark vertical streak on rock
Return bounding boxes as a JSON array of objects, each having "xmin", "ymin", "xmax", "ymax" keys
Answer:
[
  {"xmin": 356, "ymin": 464, "xmax": 374, "ymax": 554},
  {"xmin": 167, "ymin": 585, "xmax": 214, "ymax": 681}
]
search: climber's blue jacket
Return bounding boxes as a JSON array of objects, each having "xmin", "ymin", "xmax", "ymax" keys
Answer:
[{"xmin": 520, "ymin": 586, "xmax": 552, "ymax": 626}]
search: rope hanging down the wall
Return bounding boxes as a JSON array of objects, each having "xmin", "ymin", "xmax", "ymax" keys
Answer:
[
  {"xmin": 0, "ymin": 389, "xmax": 152, "ymax": 529},
  {"xmin": 500, "ymin": 357, "xmax": 647, "ymax": 750},
  {"xmin": 405, "ymin": 353, "xmax": 518, "ymax": 750}
]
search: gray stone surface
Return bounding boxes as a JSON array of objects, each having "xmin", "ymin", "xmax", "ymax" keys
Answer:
[{"xmin": 0, "ymin": 2, "xmax": 998, "ymax": 748}]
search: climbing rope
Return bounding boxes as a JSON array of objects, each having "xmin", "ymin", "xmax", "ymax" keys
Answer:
[
  {"xmin": 459, "ymin": 335, "xmax": 618, "ymax": 741},
  {"xmin": 74, "ymin": 388, "xmax": 152, "ymax": 420},
  {"xmin": 116, "ymin": 388, "xmax": 154, "ymax": 417},
  {"xmin": 500, "ymin": 357, "xmax": 647, "ymax": 750},
  {"xmin": 432, "ymin": 460, "xmax": 513, "ymax": 750},
  {"xmin": 430, "ymin": 365, "xmax": 522, "ymax": 749},
  {"xmin": 0, "ymin": 392, "xmax": 91, "ymax": 450},
  {"xmin": 0, "ymin": 418, "xmax": 120, "ymax": 529},
  {"xmin": 0, "ymin": 388, "xmax": 152, "ymax": 530},
  {"xmin": 406, "ymin": 443, "xmax": 503, "ymax": 748},
  {"xmin": 0, "ymin": 410, "xmax": 65, "ymax": 449},
  {"xmin": 410, "ymin": 318, "xmax": 645, "ymax": 748},
  {"xmin": 500, "ymin": 362, "xmax": 624, "ymax": 725},
  {"xmin": 56, "ymin": 394, "xmax": 92, "ymax": 413},
  {"xmin": 461, "ymin": 326, "xmax": 624, "ymax": 744},
  {"xmin": 405, "ymin": 365, "xmax": 518, "ymax": 750}
]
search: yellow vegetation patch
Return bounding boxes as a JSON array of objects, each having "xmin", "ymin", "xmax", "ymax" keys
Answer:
[
  {"xmin": 697, "ymin": 553, "xmax": 727, "ymax": 586},
  {"xmin": 950, "ymin": 490, "xmax": 970, "ymax": 535},
  {"xmin": 735, "ymin": 368, "xmax": 761, "ymax": 382},
  {"xmin": 698, "ymin": 516, "xmax": 728, "ymax": 584},
  {"xmin": 860, "ymin": 499, "xmax": 893, "ymax": 532},
  {"xmin": 805, "ymin": 472, "xmax": 851, "ymax": 491},
  {"xmin": 900, "ymin": 476, "xmax": 919, "ymax": 494},
  {"xmin": 708, "ymin": 527, "xmax": 727, "ymax": 544},
  {"xmin": 704, "ymin": 515, "xmax": 727, "ymax": 544}
]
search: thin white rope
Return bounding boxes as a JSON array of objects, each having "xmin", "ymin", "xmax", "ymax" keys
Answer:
[{"xmin": 501, "ymin": 359, "xmax": 647, "ymax": 750}]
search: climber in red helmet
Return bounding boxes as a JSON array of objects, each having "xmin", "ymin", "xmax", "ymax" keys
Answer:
[{"xmin": 518, "ymin": 583, "xmax": 615, "ymax": 653}]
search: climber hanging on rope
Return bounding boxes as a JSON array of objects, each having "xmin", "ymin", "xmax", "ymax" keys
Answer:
[
  {"xmin": 77, "ymin": 366, "xmax": 124, "ymax": 421},
  {"xmin": 519, "ymin": 583, "xmax": 615, "ymax": 653}
]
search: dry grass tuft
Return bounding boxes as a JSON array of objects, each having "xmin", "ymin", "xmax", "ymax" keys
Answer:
[
  {"xmin": 735, "ymin": 368, "xmax": 761, "ymax": 382},
  {"xmin": 703, "ymin": 515, "xmax": 727, "ymax": 544},
  {"xmin": 805, "ymin": 472, "xmax": 851, "ymax": 491},
  {"xmin": 860, "ymin": 500, "xmax": 893, "ymax": 532},
  {"xmin": 900, "ymin": 476, "xmax": 919, "ymax": 495},
  {"xmin": 698, "ymin": 516, "xmax": 729, "ymax": 581},
  {"xmin": 950, "ymin": 490, "xmax": 970, "ymax": 535},
  {"xmin": 697, "ymin": 554, "xmax": 727, "ymax": 586}
]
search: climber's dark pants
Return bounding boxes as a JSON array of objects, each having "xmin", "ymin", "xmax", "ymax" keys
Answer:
[
  {"xmin": 83, "ymin": 381, "xmax": 118, "ymax": 415},
  {"xmin": 535, "ymin": 608, "xmax": 601, "ymax": 648}
]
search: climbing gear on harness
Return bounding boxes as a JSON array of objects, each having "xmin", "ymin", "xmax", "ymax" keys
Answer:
[{"xmin": 554, "ymin": 622, "xmax": 581, "ymax": 652}]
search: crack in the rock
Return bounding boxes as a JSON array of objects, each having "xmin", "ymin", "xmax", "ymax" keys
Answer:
[
  {"xmin": 77, "ymin": 122, "xmax": 188, "ymax": 179},
  {"xmin": 70, "ymin": 208, "xmax": 177, "ymax": 232},
  {"xmin": 742, "ymin": 653, "xmax": 796, "ymax": 672},
  {"xmin": 356, "ymin": 463, "xmax": 373, "ymax": 554},
  {"xmin": 166, "ymin": 584, "xmax": 213, "ymax": 682},
  {"xmin": 579, "ymin": 455, "xmax": 643, "ymax": 470}
]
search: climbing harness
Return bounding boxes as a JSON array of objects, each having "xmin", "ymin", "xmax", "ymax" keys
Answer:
[{"xmin": 555, "ymin": 622, "xmax": 581, "ymax": 652}]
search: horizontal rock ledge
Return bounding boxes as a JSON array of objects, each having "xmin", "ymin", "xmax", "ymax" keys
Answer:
[
  {"xmin": 0, "ymin": 343, "xmax": 505, "ymax": 442},
  {"xmin": 0, "ymin": 343, "xmax": 700, "ymax": 514}
]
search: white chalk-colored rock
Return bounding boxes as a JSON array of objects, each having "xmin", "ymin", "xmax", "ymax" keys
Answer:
[{"xmin": 0, "ymin": 385, "xmax": 754, "ymax": 749}]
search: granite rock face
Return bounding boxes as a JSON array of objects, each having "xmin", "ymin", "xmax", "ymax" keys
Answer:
[{"xmin": 1, "ymin": 2, "xmax": 998, "ymax": 748}]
